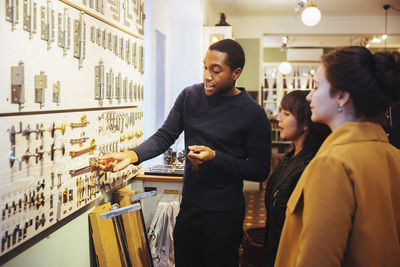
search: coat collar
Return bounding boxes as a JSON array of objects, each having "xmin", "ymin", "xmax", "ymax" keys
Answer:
[{"xmin": 317, "ymin": 121, "xmax": 388, "ymax": 155}]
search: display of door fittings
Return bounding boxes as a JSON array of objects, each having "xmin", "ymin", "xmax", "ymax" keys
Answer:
[
  {"xmin": 50, "ymin": 122, "xmax": 66, "ymax": 137},
  {"xmin": 132, "ymin": 41, "xmax": 137, "ymax": 69},
  {"xmin": 139, "ymin": 45, "xmax": 144, "ymax": 74},
  {"xmin": 6, "ymin": 0, "xmax": 19, "ymax": 30},
  {"xmin": 57, "ymin": 8, "xmax": 70, "ymax": 56},
  {"xmin": 11, "ymin": 61, "xmax": 25, "ymax": 110},
  {"xmin": 23, "ymin": 0, "xmax": 37, "ymax": 39},
  {"xmin": 22, "ymin": 123, "xmax": 45, "ymax": 140},
  {"xmin": 50, "ymin": 143, "xmax": 65, "ymax": 160},
  {"xmin": 40, "ymin": 0, "xmax": 55, "ymax": 50},
  {"xmin": 82, "ymin": 0, "xmax": 104, "ymax": 14},
  {"xmin": 69, "ymin": 139, "xmax": 96, "ymax": 158},
  {"xmin": 106, "ymin": 68, "xmax": 114, "ymax": 100},
  {"xmin": 52, "ymin": 81, "xmax": 60, "ymax": 104},
  {"xmin": 21, "ymin": 147, "xmax": 42, "ymax": 164},
  {"xmin": 99, "ymin": 141, "xmax": 118, "ymax": 155},
  {"xmin": 94, "ymin": 60, "xmax": 105, "ymax": 100},
  {"xmin": 73, "ymin": 12, "xmax": 86, "ymax": 68},
  {"xmin": 34, "ymin": 71, "xmax": 47, "ymax": 107},
  {"xmin": 50, "ymin": 171, "xmax": 63, "ymax": 189},
  {"xmin": 70, "ymin": 115, "xmax": 90, "ymax": 128},
  {"xmin": 115, "ymin": 73, "xmax": 122, "ymax": 100}
]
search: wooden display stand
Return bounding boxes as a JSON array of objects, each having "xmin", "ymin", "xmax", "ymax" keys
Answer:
[{"xmin": 89, "ymin": 189, "xmax": 152, "ymax": 267}]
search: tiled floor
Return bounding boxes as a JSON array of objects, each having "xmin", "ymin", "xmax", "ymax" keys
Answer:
[{"xmin": 243, "ymin": 189, "xmax": 266, "ymax": 229}]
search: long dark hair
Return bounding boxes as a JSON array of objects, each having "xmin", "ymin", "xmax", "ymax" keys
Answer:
[
  {"xmin": 281, "ymin": 90, "xmax": 331, "ymax": 155},
  {"xmin": 322, "ymin": 46, "xmax": 400, "ymax": 121}
]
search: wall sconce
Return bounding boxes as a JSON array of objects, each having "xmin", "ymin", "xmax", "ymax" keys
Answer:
[{"xmin": 301, "ymin": 1, "xmax": 321, "ymax": 27}]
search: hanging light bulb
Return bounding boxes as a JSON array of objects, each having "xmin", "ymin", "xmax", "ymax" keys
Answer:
[
  {"xmin": 279, "ymin": 61, "xmax": 292, "ymax": 75},
  {"xmin": 301, "ymin": 3, "xmax": 321, "ymax": 26}
]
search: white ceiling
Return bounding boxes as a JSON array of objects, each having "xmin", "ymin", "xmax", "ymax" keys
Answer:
[
  {"xmin": 207, "ymin": 0, "xmax": 400, "ymax": 48},
  {"xmin": 207, "ymin": 0, "xmax": 400, "ymax": 17}
]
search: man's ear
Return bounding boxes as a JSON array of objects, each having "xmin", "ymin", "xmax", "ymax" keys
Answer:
[{"xmin": 232, "ymin": 68, "xmax": 242, "ymax": 81}]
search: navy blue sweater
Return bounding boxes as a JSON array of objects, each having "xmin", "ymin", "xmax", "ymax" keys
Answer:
[{"xmin": 134, "ymin": 83, "xmax": 271, "ymax": 210}]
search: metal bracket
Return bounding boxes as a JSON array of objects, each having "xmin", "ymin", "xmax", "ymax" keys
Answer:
[
  {"xmin": 106, "ymin": 68, "xmax": 114, "ymax": 100},
  {"xmin": 73, "ymin": 11, "xmax": 86, "ymax": 68},
  {"xmin": 100, "ymin": 203, "xmax": 141, "ymax": 220},
  {"xmin": 119, "ymin": 37, "xmax": 124, "ymax": 60},
  {"xmin": 123, "ymin": 77, "xmax": 128, "ymax": 100},
  {"xmin": 132, "ymin": 42, "xmax": 137, "ymax": 69},
  {"xmin": 70, "ymin": 115, "xmax": 90, "ymax": 128},
  {"xmin": 115, "ymin": 73, "xmax": 122, "ymax": 100},
  {"xmin": 69, "ymin": 139, "xmax": 96, "ymax": 157},
  {"xmin": 34, "ymin": 71, "xmax": 47, "ymax": 106},
  {"xmin": 126, "ymin": 39, "xmax": 131, "ymax": 64},
  {"xmin": 11, "ymin": 61, "xmax": 25, "ymax": 109},
  {"xmin": 58, "ymin": 8, "xmax": 70, "ymax": 56},
  {"xmin": 6, "ymin": 0, "xmax": 19, "ymax": 30},
  {"xmin": 129, "ymin": 81, "xmax": 133, "ymax": 101},
  {"xmin": 23, "ymin": 0, "xmax": 37, "ymax": 39},
  {"xmin": 94, "ymin": 60, "xmax": 104, "ymax": 100},
  {"xmin": 100, "ymin": 190, "xmax": 157, "ymax": 220},
  {"xmin": 52, "ymin": 81, "xmax": 60, "ymax": 104},
  {"xmin": 41, "ymin": 0, "xmax": 55, "ymax": 49},
  {"xmin": 9, "ymin": 146, "xmax": 22, "ymax": 170},
  {"xmin": 139, "ymin": 45, "xmax": 144, "ymax": 74}
]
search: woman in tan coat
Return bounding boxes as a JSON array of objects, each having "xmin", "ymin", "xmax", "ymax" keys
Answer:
[{"xmin": 274, "ymin": 46, "xmax": 400, "ymax": 267}]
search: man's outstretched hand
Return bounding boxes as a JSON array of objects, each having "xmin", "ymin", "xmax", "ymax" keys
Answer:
[{"xmin": 93, "ymin": 151, "xmax": 138, "ymax": 172}]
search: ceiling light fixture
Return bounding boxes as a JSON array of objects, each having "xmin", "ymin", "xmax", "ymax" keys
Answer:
[
  {"xmin": 279, "ymin": 61, "xmax": 292, "ymax": 75},
  {"xmin": 301, "ymin": 1, "xmax": 321, "ymax": 27},
  {"xmin": 383, "ymin": 4, "xmax": 389, "ymax": 50}
]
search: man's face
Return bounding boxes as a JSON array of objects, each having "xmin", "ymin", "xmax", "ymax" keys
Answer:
[{"xmin": 203, "ymin": 50, "xmax": 239, "ymax": 96}]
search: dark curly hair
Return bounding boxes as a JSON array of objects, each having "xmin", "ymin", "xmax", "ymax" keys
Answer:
[
  {"xmin": 209, "ymin": 39, "xmax": 245, "ymax": 71},
  {"xmin": 322, "ymin": 46, "xmax": 400, "ymax": 121}
]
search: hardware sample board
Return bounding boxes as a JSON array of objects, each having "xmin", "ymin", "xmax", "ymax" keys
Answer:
[{"xmin": 0, "ymin": 0, "xmax": 145, "ymax": 257}]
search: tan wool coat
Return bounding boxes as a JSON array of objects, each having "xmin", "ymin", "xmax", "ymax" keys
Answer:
[{"xmin": 275, "ymin": 122, "xmax": 400, "ymax": 267}]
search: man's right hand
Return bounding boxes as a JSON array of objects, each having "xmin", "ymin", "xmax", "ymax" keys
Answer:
[{"xmin": 94, "ymin": 151, "xmax": 138, "ymax": 172}]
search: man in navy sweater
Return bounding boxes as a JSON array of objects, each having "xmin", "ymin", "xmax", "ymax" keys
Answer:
[{"xmin": 97, "ymin": 39, "xmax": 271, "ymax": 266}]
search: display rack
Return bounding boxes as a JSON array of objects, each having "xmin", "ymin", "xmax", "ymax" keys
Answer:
[{"xmin": 0, "ymin": 0, "xmax": 146, "ymax": 260}]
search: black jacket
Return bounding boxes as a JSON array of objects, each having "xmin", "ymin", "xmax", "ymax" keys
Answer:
[{"xmin": 263, "ymin": 148, "xmax": 314, "ymax": 267}]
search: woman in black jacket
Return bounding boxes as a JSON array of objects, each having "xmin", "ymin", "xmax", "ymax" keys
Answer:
[{"xmin": 264, "ymin": 90, "xmax": 330, "ymax": 267}]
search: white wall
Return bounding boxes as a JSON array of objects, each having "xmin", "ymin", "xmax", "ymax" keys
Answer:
[{"xmin": 144, "ymin": 0, "xmax": 203, "ymax": 159}]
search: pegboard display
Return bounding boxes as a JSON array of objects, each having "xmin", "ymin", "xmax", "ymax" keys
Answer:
[{"xmin": 0, "ymin": 0, "xmax": 145, "ymax": 257}]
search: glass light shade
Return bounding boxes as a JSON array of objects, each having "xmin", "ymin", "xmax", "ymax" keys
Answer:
[
  {"xmin": 301, "ymin": 5, "xmax": 321, "ymax": 26},
  {"xmin": 279, "ymin": 61, "xmax": 292, "ymax": 75}
]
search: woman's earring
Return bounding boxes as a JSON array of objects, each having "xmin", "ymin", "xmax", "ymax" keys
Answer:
[{"xmin": 338, "ymin": 107, "xmax": 343, "ymax": 113}]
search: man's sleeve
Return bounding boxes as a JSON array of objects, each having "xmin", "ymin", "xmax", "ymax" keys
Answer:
[{"xmin": 133, "ymin": 90, "xmax": 185, "ymax": 163}]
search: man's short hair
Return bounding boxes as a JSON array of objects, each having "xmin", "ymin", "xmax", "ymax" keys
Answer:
[{"xmin": 209, "ymin": 39, "xmax": 245, "ymax": 71}]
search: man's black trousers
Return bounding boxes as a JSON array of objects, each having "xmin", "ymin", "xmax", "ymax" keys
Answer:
[{"xmin": 173, "ymin": 200, "xmax": 245, "ymax": 267}]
